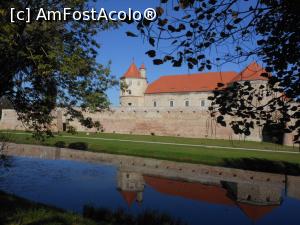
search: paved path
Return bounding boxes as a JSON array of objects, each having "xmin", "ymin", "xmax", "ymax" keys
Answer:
[{"xmin": 2, "ymin": 131, "xmax": 299, "ymax": 154}]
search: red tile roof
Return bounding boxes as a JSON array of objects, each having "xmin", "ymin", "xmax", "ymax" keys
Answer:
[
  {"xmin": 145, "ymin": 72, "xmax": 238, "ymax": 94},
  {"xmin": 144, "ymin": 175, "xmax": 278, "ymax": 221},
  {"xmin": 145, "ymin": 62, "xmax": 267, "ymax": 94},
  {"xmin": 144, "ymin": 175, "xmax": 236, "ymax": 206},
  {"xmin": 229, "ymin": 62, "xmax": 268, "ymax": 83},
  {"xmin": 122, "ymin": 63, "xmax": 142, "ymax": 79},
  {"xmin": 119, "ymin": 190, "xmax": 137, "ymax": 206},
  {"xmin": 237, "ymin": 202, "xmax": 277, "ymax": 221}
]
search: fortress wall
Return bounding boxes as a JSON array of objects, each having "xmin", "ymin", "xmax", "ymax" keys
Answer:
[
  {"xmin": 68, "ymin": 107, "xmax": 262, "ymax": 142},
  {"xmin": 0, "ymin": 109, "xmax": 26, "ymax": 130},
  {"xmin": 0, "ymin": 109, "xmax": 61, "ymax": 132},
  {"xmin": 1, "ymin": 108, "xmax": 296, "ymax": 145}
]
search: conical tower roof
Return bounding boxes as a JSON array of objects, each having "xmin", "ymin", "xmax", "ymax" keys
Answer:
[{"xmin": 122, "ymin": 63, "xmax": 142, "ymax": 78}]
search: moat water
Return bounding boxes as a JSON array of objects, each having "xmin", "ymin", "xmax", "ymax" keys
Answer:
[{"xmin": 0, "ymin": 156, "xmax": 300, "ymax": 225}]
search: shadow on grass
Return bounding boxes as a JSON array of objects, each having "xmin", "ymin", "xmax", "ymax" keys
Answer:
[
  {"xmin": 68, "ymin": 142, "xmax": 88, "ymax": 150},
  {"xmin": 54, "ymin": 141, "xmax": 66, "ymax": 148},
  {"xmin": 83, "ymin": 205, "xmax": 188, "ymax": 225},
  {"xmin": 221, "ymin": 158, "xmax": 300, "ymax": 175}
]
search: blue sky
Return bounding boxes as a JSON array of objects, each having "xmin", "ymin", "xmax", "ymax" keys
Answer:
[{"xmin": 94, "ymin": 0, "xmax": 258, "ymax": 106}]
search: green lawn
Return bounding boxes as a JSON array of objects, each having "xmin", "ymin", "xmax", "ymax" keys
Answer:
[
  {"xmin": 1, "ymin": 131, "xmax": 300, "ymax": 173},
  {"xmin": 57, "ymin": 132, "xmax": 297, "ymax": 151}
]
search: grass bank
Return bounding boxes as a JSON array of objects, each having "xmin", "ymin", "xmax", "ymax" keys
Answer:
[
  {"xmin": 0, "ymin": 191, "xmax": 187, "ymax": 225},
  {"xmin": 1, "ymin": 131, "xmax": 300, "ymax": 174},
  {"xmin": 0, "ymin": 191, "xmax": 96, "ymax": 225}
]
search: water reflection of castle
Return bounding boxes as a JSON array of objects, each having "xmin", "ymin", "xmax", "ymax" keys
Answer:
[{"xmin": 117, "ymin": 166, "xmax": 298, "ymax": 222}]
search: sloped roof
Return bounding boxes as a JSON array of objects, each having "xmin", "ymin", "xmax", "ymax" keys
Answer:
[
  {"xmin": 145, "ymin": 72, "xmax": 238, "ymax": 94},
  {"xmin": 122, "ymin": 63, "xmax": 142, "ymax": 79},
  {"xmin": 229, "ymin": 62, "xmax": 268, "ymax": 83},
  {"xmin": 237, "ymin": 202, "xmax": 277, "ymax": 221},
  {"xmin": 144, "ymin": 175, "xmax": 278, "ymax": 221},
  {"xmin": 119, "ymin": 190, "xmax": 137, "ymax": 206},
  {"xmin": 144, "ymin": 175, "xmax": 236, "ymax": 206},
  {"xmin": 145, "ymin": 62, "xmax": 268, "ymax": 94}
]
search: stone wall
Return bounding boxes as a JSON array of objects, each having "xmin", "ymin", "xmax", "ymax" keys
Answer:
[
  {"xmin": 0, "ymin": 107, "xmax": 295, "ymax": 145},
  {"xmin": 0, "ymin": 109, "xmax": 25, "ymax": 130},
  {"xmin": 0, "ymin": 109, "xmax": 61, "ymax": 132},
  {"xmin": 68, "ymin": 107, "xmax": 262, "ymax": 142}
]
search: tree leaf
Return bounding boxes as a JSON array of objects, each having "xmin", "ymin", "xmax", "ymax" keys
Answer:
[
  {"xmin": 153, "ymin": 59, "xmax": 164, "ymax": 65},
  {"xmin": 145, "ymin": 50, "xmax": 156, "ymax": 57},
  {"xmin": 126, "ymin": 32, "xmax": 138, "ymax": 37}
]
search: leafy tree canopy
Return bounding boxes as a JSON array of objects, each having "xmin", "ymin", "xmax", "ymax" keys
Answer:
[
  {"xmin": 128, "ymin": 0, "xmax": 300, "ymax": 143},
  {"xmin": 0, "ymin": 0, "xmax": 118, "ymax": 137}
]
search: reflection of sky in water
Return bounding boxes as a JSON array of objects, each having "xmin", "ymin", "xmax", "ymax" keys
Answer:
[{"xmin": 0, "ymin": 156, "xmax": 299, "ymax": 225}]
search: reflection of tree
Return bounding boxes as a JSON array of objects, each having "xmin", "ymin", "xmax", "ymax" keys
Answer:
[
  {"xmin": 0, "ymin": 133, "xmax": 12, "ymax": 169},
  {"xmin": 83, "ymin": 205, "xmax": 188, "ymax": 225}
]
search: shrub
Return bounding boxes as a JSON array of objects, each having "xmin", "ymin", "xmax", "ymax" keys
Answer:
[
  {"xmin": 67, "ymin": 126, "xmax": 77, "ymax": 134},
  {"xmin": 68, "ymin": 142, "xmax": 88, "ymax": 150},
  {"xmin": 54, "ymin": 141, "xmax": 66, "ymax": 148}
]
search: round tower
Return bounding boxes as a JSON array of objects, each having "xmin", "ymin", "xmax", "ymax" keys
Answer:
[{"xmin": 120, "ymin": 62, "xmax": 148, "ymax": 107}]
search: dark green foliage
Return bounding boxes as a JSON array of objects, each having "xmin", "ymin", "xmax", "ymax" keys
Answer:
[
  {"xmin": 0, "ymin": 0, "xmax": 118, "ymax": 138},
  {"xmin": 0, "ymin": 191, "xmax": 97, "ymax": 225},
  {"xmin": 0, "ymin": 134, "xmax": 12, "ymax": 168},
  {"xmin": 129, "ymin": 0, "xmax": 300, "ymax": 143},
  {"xmin": 83, "ymin": 205, "xmax": 187, "ymax": 225},
  {"xmin": 0, "ymin": 97, "xmax": 13, "ymax": 110},
  {"xmin": 0, "ymin": 191, "xmax": 187, "ymax": 225},
  {"xmin": 54, "ymin": 141, "xmax": 66, "ymax": 148},
  {"xmin": 68, "ymin": 142, "xmax": 88, "ymax": 150}
]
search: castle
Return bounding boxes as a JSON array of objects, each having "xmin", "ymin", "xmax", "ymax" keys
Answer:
[
  {"xmin": 0, "ymin": 61, "xmax": 295, "ymax": 145},
  {"xmin": 120, "ymin": 61, "xmax": 266, "ymax": 109}
]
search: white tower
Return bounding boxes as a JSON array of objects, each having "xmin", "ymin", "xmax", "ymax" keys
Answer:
[{"xmin": 120, "ymin": 62, "xmax": 148, "ymax": 107}]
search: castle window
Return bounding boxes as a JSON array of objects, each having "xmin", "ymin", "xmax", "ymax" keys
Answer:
[
  {"xmin": 201, "ymin": 100, "xmax": 205, "ymax": 107},
  {"xmin": 137, "ymin": 81, "xmax": 140, "ymax": 86},
  {"xmin": 170, "ymin": 100, "xmax": 174, "ymax": 107},
  {"xmin": 185, "ymin": 100, "xmax": 189, "ymax": 107},
  {"xmin": 153, "ymin": 101, "xmax": 157, "ymax": 107},
  {"xmin": 128, "ymin": 90, "xmax": 132, "ymax": 95},
  {"xmin": 128, "ymin": 103, "xmax": 132, "ymax": 106}
]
